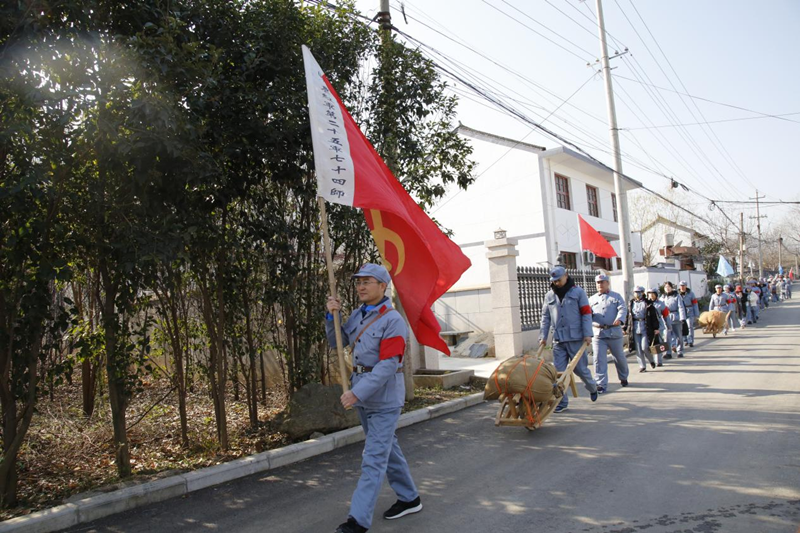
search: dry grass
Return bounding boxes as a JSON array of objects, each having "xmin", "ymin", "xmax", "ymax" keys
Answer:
[{"xmin": 4, "ymin": 377, "xmax": 481, "ymax": 520}]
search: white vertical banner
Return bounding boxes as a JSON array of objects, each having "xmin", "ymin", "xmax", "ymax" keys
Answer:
[{"xmin": 302, "ymin": 45, "xmax": 355, "ymax": 206}]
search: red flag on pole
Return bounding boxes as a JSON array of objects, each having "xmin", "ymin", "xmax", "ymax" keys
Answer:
[
  {"xmin": 578, "ymin": 214, "xmax": 617, "ymax": 258},
  {"xmin": 303, "ymin": 46, "xmax": 470, "ymax": 355}
]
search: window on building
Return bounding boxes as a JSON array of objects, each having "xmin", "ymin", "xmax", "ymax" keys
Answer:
[
  {"xmin": 560, "ymin": 252, "xmax": 577, "ymax": 269},
  {"xmin": 611, "ymin": 193, "xmax": 618, "ymax": 222},
  {"xmin": 597, "ymin": 257, "xmax": 613, "ymax": 270},
  {"xmin": 616, "ymin": 257, "xmax": 622, "ymax": 270},
  {"xmin": 555, "ymin": 174, "xmax": 571, "ymax": 210},
  {"xmin": 586, "ymin": 185, "xmax": 599, "ymax": 217}
]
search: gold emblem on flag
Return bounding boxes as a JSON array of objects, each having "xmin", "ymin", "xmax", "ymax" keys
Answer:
[{"xmin": 369, "ymin": 210, "xmax": 405, "ymax": 275}]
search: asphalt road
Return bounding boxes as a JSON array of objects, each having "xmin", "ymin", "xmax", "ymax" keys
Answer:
[{"xmin": 65, "ymin": 300, "xmax": 800, "ymax": 533}]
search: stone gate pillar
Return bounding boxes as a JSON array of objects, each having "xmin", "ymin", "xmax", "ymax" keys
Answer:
[{"xmin": 486, "ymin": 232, "xmax": 523, "ymax": 360}]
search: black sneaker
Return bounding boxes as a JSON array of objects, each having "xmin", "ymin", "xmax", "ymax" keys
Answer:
[
  {"xmin": 336, "ymin": 517, "xmax": 368, "ymax": 533},
  {"xmin": 639, "ymin": 368, "xmax": 647, "ymax": 373},
  {"xmin": 650, "ymin": 362, "xmax": 656, "ymax": 369},
  {"xmin": 657, "ymin": 363, "xmax": 663, "ymax": 367},
  {"xmin": 620, "ymin": 380, "xmax": 628, "ymax": 387},
  {"xmin": 384, "ymin": 496, "xmax": 422, "ymax": 520},
  {"xmin": 663, "ymin": 354, "xmax": 673, "ymax": 360}
]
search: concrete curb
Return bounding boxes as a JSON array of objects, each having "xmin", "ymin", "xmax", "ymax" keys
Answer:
[{"xmin": 0, "ymin": 392, "xmax": 485, "ymax": 533}]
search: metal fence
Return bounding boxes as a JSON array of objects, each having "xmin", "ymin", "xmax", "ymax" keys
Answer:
[{"xmin": 517, "ymin": 266, "xmax": 601, "ymax": 331}]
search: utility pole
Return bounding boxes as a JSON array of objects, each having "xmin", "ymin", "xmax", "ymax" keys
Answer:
[
  {"xmin": 778, "ymin": 234, "xmax": 783, "ymax": 272},
  {"xmin": 595, "ymin": 0, "xmax": 634, "ymax": 301},
  {"xmin": 749, "ymin": 189, "xmax": 766, "ymax": 279},
  {"xmin": 739, "ymin": 212, "xmax": 745, "ymax": 284}
]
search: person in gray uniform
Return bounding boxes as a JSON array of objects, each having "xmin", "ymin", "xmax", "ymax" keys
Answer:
[
  {"xmin": 660, "ymin": 281, "xmax": 687, "ymax": 358},
  {"xmin": 539, "ymin": 265, "xmax": 598, "ymax": 413},
  {"xmin": 589, "ymin": 273, "xmax": 629, "ymax": 393},
  {"xmin": 326, "ymin": 264, "xmax": 421, "ymax": 533},
  {"xmin": 709, "ymin": 284, "xmax": 731, "ymax": 335},
  {"xmin": 647, "ymin": 287, "xmax": 670, "ymax": 364},
  {"xmin": 625, "ymin": 286, "xmax": 658, "ymax": 372},
  {"xmin": 723, "ymin": 284, "xmax": 738, "ymax": 332},
  {"xmin": 678, "ymin": 281, "xmax": 699, "ymax": 347}
]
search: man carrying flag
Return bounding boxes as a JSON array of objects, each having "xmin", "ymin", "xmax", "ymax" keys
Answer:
[
  {"xmin": 326, "ymin": 264, "xmax": 421, "ymax": 533},
  {"xmin": 303, "ymin": 45, "xmax": 470, "ymax": 533}
]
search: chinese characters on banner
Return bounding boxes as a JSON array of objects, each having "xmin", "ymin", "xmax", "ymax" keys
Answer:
[{"xmin": 303, "ymin": 46, "xmax": 355, "ymax": 206}]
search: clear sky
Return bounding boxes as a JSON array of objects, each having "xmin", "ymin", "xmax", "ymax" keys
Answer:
[{"xmin": 354, "ymin": 0, "xmax": 800, "ymax": 233}]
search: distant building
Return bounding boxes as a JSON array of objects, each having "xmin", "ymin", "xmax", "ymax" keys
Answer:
[{"xmin": 639, "ymin": 216, "xmax": 708, "ymax": 270}]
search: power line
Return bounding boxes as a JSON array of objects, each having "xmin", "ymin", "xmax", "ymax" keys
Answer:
[
  {"xmin": 623, "ymin": 112, "xmax": 800, "ymax": 130},
  {"xmin": 392, "ymin": 28, "xmax": 716, "ymax": 227},
  {"xmin": 611, "ymin": 1, "xmax": 746, "ymax": 199},
  {"xmin": 480, "ymin": 0, "xmax": 596, "ymax": 63},
  {"xmin": 622, "ymin": 0, "xmax": 759, "ymax": 192},
  {"xmin": 614, "ymin": 74, "xmax": 800, "ymax": 125}
]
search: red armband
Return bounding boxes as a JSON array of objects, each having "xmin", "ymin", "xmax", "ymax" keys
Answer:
[
  {"xmin": 691, "ymin": 299, "xmax": 698, "ymax": 305},
  {"xmin": 662, "ymin": 308, "xmax": 669, "ymax": 318},
  {"xmin": 379, "ymin": 336, "xmax": 406, "ymax": 362},
  {"xmin": 580, "ymin": 305, "xmax": 592, "ymax": 315}
]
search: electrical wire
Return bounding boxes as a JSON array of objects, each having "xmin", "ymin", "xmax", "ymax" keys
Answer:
[{"xmin": 622, "ymin": 0, "xmax": 759, "ymax": 192}]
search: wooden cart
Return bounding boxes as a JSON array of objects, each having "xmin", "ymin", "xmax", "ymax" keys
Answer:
[{"xmin": 494, "ymin": 342, "xmax": 588, "ymax": 431}]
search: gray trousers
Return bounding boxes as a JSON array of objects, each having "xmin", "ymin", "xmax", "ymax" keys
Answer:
[
  {"xmin": 669, "ymin": 320, "xmax": 684, "ymax": 355},
  {"xmin": 634, "ymin": 332, "xmax": 654, "ymax": 369},
  {"xmin": 593, "ymin": 336, "xmax": 629, "ymax": 387}
]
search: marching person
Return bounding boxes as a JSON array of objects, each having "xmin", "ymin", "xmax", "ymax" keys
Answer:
[
  {"xmin": 326, "ymin": 264, "xmax": 421, "ymax": 533},
  {"xmin": 723, "ymin": 284, "xmax": 738, "ymax": 332},
  {"xmin": 749, "ymin": 279, "xmax": 761, "ymax": 322},
  {"xmin": 539, "ymin": 266, "xmax": 599, "ymax": 413},
  {"xmin": 589, "ymin": 273, "xmax": 629, "ymax": 393},
  {"xmin": 734, "ymin": 285, "xmax": 748, "ymax": 328},
  {"xmin": 678, "ymin": 281, "xmax": 699, "ymax": 347},
  {"xmin": 660, "ymin": 281, "xmax": 687, "ymax": 358},
  {"xmin": 709, "ymin": 284, "xmax": 731, "ymax": 335},
  {"xmin": 625, "ymin": 286, "xmax": 658, "ymax": 372},
  {"xmin": 786, "ymin": 277, "xmax": 792, "ymax": 299},
  {"xmin": 647, "ymin": 287, "xmax": 669, "ymax": 365}
]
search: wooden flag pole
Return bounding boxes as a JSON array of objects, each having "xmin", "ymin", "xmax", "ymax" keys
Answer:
[{"xmin": 318, "ymin": 196, "xmax": 350, "ymax": 394}]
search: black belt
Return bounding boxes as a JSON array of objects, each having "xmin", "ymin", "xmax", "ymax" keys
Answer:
[
  {"xmin": 593, "ymin": 324, "xmax": 618, "ymax": 329},
  {"xmin": 354, "ymin": 364, "xmax": 403, "ymax": 374}
]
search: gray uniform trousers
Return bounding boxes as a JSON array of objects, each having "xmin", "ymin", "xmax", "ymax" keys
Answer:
[
  {"xmin": 554, "ymin": 340, "xmax": 598, "ymax": 409},
  {"xmin": 634, "ymin": 331, "xmax": 654, "ymax": 369},
  {"xmin": 592, "ymin": 335, "xmax": 629, "ymax": 388},
  {"xmin": 670, "ymin": 320, "xmax": 684, "ymax": 356},
  {"xmin": 350, "ymin": 407, "xmax": 418, "ymax": 529}
]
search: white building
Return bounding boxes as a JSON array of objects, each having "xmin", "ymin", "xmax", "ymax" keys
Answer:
[{"xmin": 436, "ymin": 125, "xmax": 644, "ymax": 290}]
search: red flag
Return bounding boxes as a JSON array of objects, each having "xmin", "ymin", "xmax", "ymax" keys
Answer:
[
  {"xmin": 790, "ymin": 267, "xmax": 794, "ymax": 280},
  {"xmin": 578, "ymin": 214, "xmax": 617, "ymax": 258},
  {"xmin": 304, "ymin": 46, "xmax": 470, "ymax": 355}
]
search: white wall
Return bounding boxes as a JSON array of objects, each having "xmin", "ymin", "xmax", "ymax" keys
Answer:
[
  {"xmin": 433, "ymin": 286, "xmax": 493, "ymax": 333},
  {"xmin": 434, "ymin": 133, "xmax": 545, "ymax": 288}
]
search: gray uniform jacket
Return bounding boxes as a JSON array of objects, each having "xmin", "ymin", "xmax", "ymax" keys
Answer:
[
  {"xmin": 652, "ymin": 300, "xmax": 671, "ymax": 328},
  {"xmin": 540, "ymin": 284, "xmax": 593, "ymax": 343},
  {"xmin": 589, "ymin": 291, "xmax": 627, "ymax": 339},
  {"xmin": 326, "ymin": 297, "xmax": 407, "ymax": 410},
  {"xmin": 679, "ymin": 290, "xmax": 700, "ymax": 318},
  {"xmin": 709, "ymin": 293, "xmax": 730, "ymax": 312},
  {"xmin": 660, "ymin": 292, "xmax": 687, "ymax": 323}
]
